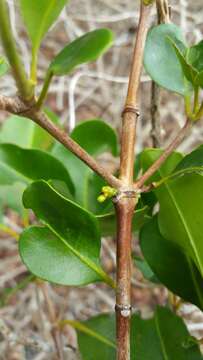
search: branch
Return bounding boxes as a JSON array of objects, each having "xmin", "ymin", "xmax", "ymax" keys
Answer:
[
  {"xmin": 135, "ymin": 119, "xmax": 192, "ymax": 189},
  {"xmin": 0, "ymin": 0, "xmax": 33, "ymax": 100},
  {"xmin": 115, "ymin": 2, "xmax": 153, "ymax": 360},
  {"xmin": 0, "ymin": 94, "xmax": 121, "ymax": 189}
]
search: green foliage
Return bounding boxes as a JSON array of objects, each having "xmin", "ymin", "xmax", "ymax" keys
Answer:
[
  {"xmin": 0, "ymin": 57, "xmax": 8, "ymax": 77},
  {"xmin": 0, "ymin": 113, "xmax": 57, "ymax": 150},
  {"xmin": 144, "ymin": 24, "xmax": 189, "ymax": 95},
  {"xmin": 141, "ymin": 217, "xmax": 203, "ymax": 310},
  {"xmin": 141, "ymin": 147, "xmax": 203, "ymax": 291},
  {"xmin": 0, "ymin": 143, "xmax": 74, "ymax": 192},
  {"xmin": 49, "ymin": 29, "xmax": 113, "ymax": 76},
  {"xmin": 19, "ymin": 181, "xmax": 113, "ymax": 287},
  {"xmin": 19, "ymin": 0, "xmax": 68, "ymax": 66},
  {"xmin": 74, "ymin": 307, "xmax": 202, "ymax": 359}
]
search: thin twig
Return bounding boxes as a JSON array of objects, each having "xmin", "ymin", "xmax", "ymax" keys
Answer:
[
  {"xmin": 0, "ymin": 94, "xmax": 121, "ymax": 189},
  {"xmin": 135, "ymin": 119, "xmax": 192, "ymax": 189}
]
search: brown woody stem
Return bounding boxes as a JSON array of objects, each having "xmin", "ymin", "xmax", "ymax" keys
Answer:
[
  {"xmin": 115, "ymin": 3, "xmax": 152, "ymax": 360},
  {"xmin": 0, "ymin": 94, "xmax": 121, "ymax": 189},
  {"xmin": 135, "ymin": 119, "xmax": 192, "ymax": 189}
]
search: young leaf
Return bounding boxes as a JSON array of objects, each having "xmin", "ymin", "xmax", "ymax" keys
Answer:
[
  {"xmin": 0, "ymin": 143, "xmax": 74, "ymax": 193},
  {"xmin": 0, "ymin": 113, "xmax": 57, "ymax": 150},
  {"xmin": 52, "ymin": 119, "xmax": 118, "ymax": 208},
  {"xmin": 19, "ymin": 0, "xmax": 68, "ymax": 55},
  {"xmin": 0, "ymin": 57, "xmax": 8, "ymax": 77},
  {"xmin": 144, "ymin": 24, "xmax": 191, "ymax": 95},
  {"xmin": 140, "ymin": 217, "xmax": 203, "ymax": 310},
  {"xmin": 19, "ymin": 181, "xmax": 114, "ymax": 287},
  {"xmin": 72, "ymin": 307, "xmax": 202, "ymax": 360},
  {"xmin": 48, "ymin": 29, "xmax": 113, "ymax": 76}
]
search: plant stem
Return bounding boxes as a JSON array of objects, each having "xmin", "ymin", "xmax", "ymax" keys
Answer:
[
  {"xmin": 135, "ymin": 119, "xmax": 192, "ymax": 189},
  {"xmin": 36, "ymin": 71, "xmax": 53, "ymax": 109},
  {"xmin": 115, "ymin": 3, "xmax": 152, "ymax": 359},
  {"xmin": 150, "ymin": 0, "xmax": 170, "ymax": 147},
  {"xmin": 0, "ymin": 94, "xmax": 121, "ymax": 189},
  {"xmin": 0, "ymin": 0, "xmax": 33, "ymax": 100}
]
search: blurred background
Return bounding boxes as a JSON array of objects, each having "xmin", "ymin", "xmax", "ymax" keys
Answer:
[{"xmin": 0, "ymin": 1, "xmax": 203, "ymax": 359}]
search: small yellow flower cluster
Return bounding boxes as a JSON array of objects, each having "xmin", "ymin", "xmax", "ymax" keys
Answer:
[{"xmin": 97, "ymin": 186, "xmax": 117, "ymax": 203}]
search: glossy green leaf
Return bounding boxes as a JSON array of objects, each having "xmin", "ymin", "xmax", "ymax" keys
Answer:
[
  {"xmin": 158, "ymin": 173, "xmax": 203, "ymax": 277},
  {"xmin": 52, "ymin": 119, "xmax": 118, "ymax": 208},
  {"xmin": 97, "ymin": 206, "xmax": 149, "ymax": 236},
  {"xmin": 132, "ymin": 306, "xmax": 202, "ymax": 360},
  {"xmin": 144, "ymin": 24, "xmax": 190, "ymax": 95},
  {"xmin": 0, "ymin": 143, "xmax": 74, "ymax": 193},
  {"xmin": 19, "ymin": 181, "xmax": 113, "ymax": 286},
  {"xmin": 133, "ymin": 254, "xmax": 159, "ymax": 284},
  {"xmin": 0, "ymin": 114, "xmax": 57, "ymax": 150},
  {"xmin": 141, "ymin": 148, "xmax": 203, "ymax": 277},
  {"xmin": 0, "ymin": 57, "xmax": 8, "ymax": 77},
  {"xmin": 140, "ymin": 217, "xmax": 203, "ymax": 310},
  {"xmin": 19, "ymin": 0, "xmax": 68, "ymax": 53},
  {"xmin": 74, "ymin": 307, "xmax": 202, "ymax": 360},
  {"xmin": 49, "ymin": 29, "xmax": 113, "ymax": 76}
]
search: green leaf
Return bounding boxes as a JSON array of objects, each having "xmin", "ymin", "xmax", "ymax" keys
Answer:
[
  {"xmin": 19, "ymin": 181, "xmax": 113, "ymax": 286},
  {"xmin": 142, "ymin": 148, "xmax": 203, "ymax": 277},
  {"xmin": 133, "ymin": 254, "xmax": 159, "ymax": 284},
  {"xmin": 140, "ymin": 217, "xmax": 203, "ymax": 310},
  {"xmin": 71, "ymin": 307, "xmax": 202, "ymax": 360},
  {"xmin": 0, "ymin": 57, "xmax": 8, "ymax": 77},
  {"xmin": 52, "ymin": 119, "xmax": 118, "ymax": 208},
  {"xmin": 140, "ymin": 148, "xmax": 183, "ymax": 184},
  {"xmin": 144, "ymin": 24, "xmax": 191, "ymax": 95},
  {"xmin": 169, "ymin": 38, "xmax": 198, "ymax": 85},
  {"xmin": 175, "ymin": 144, "xmax": 203, "ymax": 172},
  {"xmin": 0, "ymin": 143, "xmax": 74, "ymax": 193},
  {"xmin": 19, "ymin": 0, "xmax": 68, "ymax": 54},
  {"xmin": 0, "ymin": 182, "xmax": 26, "ymax": 216},
  {"xmin": 49, "ymin": 29, "xmax": 113, "ymax": 76},
  {"xmin": 0, "ymin": 114, "xmax": 57, "ymax": 150},
  {"xmin": 187, "ymin": 40, "xmax": 203, "ymax": 73},
  {"xmin": 97, "ymin": 206, "xmax": 149, "ymax": 236},
  {"xmin": 132, "ymin": 307, "xmax": 202, "ymax": 360}
]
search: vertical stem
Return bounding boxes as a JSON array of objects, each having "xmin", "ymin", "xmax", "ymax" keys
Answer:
[
  {"xmin": 115, "ymin": 3, "xmax": 152, "ymax": 360},
  {"xmin": 0, "ymin": 0, "xmax": 33, "ymax": 100},
  {"xmin": 151, "ymin": 0, "xmax": 170, "ymax": 147}
]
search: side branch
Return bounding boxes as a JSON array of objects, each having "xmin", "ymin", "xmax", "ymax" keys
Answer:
[
  {"xmin": 0, "ymin": 94, "xmax": 121, "ymax": 189},
  {"xmin": 135, "ymin": 119, "xmax": 192, "ymax": 189}
]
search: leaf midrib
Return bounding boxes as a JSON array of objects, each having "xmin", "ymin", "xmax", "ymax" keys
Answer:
[
  {"xmin": 155, "ymin": 313, "xmax": 169, "ymax": 360},
  {"xmin": 45, "ymin": 222, "xmax": 109, "ymax": 284}
]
